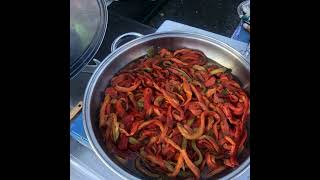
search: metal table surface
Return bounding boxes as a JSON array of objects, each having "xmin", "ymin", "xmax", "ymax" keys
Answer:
[{"xmin": 70, "ymin": 18, "xmax": 250, "ymax": 180}]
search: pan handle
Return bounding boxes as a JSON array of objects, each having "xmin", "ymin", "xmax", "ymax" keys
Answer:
[
  {"xmin": 111, "ymin": 32, "xmax": 143, "ymax": 52},
  {"xmin": 81, "ymin": 58, "xmax": 101, "ymax": 74}
]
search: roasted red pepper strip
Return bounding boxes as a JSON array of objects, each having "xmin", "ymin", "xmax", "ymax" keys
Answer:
[
  {"xmin": 119, "ymin": 120, "xmax": 144, "ymax": 136},
  {"xmin": 221, "ymin": 104, "xmax": 239, "ymax": 125},
  {"xmin": 181, "ymin": 150, "xmax": 200, "ymax": 179},
  {"xmin": 153, "ymin": 82, "xmax": 184, "ymax": 121},
  {"xmin": 143, "ymin": 88, "xmax": 153, "ymax": 117},
  {"xmin": 182, "ymin": 77, "xmax": 192, "ymax": 106},
  {"xmin": 142, "ymin": 130, "xmax": 158, "ymax": 137},
  {"xmin": 215, "ymin": 106, "xmax": 230, "ymax": 135},
  {"xmin": 169, "ymin": 57, "xmax": 188, "ymax": 66},
  {"xmin": 173, "ymin": 48, "xmax": 192, "ymax": 56},
  {"xmin": 117, "ymin": 134, "xmax": 128, "ymax": 150},
  {"xmin": 190, "ymin": 84, "xmax": 208, "ymax": 111},
  {"xmin": 228, "ymin": 102, "xmax": 244, "ymax": 116},
  {"xmin": 115, "ymin": 99, "xmax": 126, "ymax": 118},
  {"xmin": 158, "ymin": 125, "xmax": 168, "ymax": 144},
  {"xmin": 105, "ymin": 87, "xmax": 118, "ymax": 98},
  {"xmin": 199, "ymin": 135, "xmax": 220, "ymax": 153},
  {"xmin": 240, "ymin": 93, "xmax": 250, "ymax": 123},
  {"xmin": 238, "ymin": 129, "xmax": 248, "ymax": 152},
  {"xmin": 140, "ymin": 149, "xmax": 166, "ymax": 170},
  {"xmin": 164, "ymin": 137, "xmax": 182, "ymax": 152},
  {"xmin": 204, "ymin": 76, "xmax": 216, "ymax": 87},
  {"xmin": 177, "ymin": 111, "xmax": 205, "ymax": 140},
  {"xmin": 159, "ymin": 48, "xmax": 173, "ymax": 58},
  {"xmin": 153, "ymin": 82, "xmax": 179, "ymax": 108},
  {"xmin": 168, "ymin": 153, "xmax": 184, "ymax": 177},
  {"xmin": 122, "ymin": 114, "xmax": 134, "ymax": 131},
  {"xmin": 99, "ymin": 94, "xmax": 111, "ymax": 128},
  {"xmin": 168, "ymin": 67, "xmax": 192, "ymax": 82},
  {"xmin": 127, "ymin": 92, "xmax": 137, "ymax": 110},
  {"xmin": 138, "ymin": 119, "xmax": 164, "ymax": 132},
  {"xmin": 188, "ymin": 102, "xmax": 203, "ymax": 116},
  {"xmin": 229, "ymin": 94, "xmax": 239, "ymax": 103},
  {"xmin": 115, "ymin": 80, "xmax": 141, "ymax": 92},
  {"xmin": 212, "ymin": 112, "xmax": 221, "ymax": 140},
  {"xmin": 205, "ymin": 153, "xmax": 217, "ymax": 171},
  {"xmin": 167, "ymin": 106, "xmax": 173, "ymax": 129}
]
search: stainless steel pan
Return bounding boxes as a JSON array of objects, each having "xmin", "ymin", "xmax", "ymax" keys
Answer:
[{"xmin": 83, "ymin": 32, "xmax": 250, "ymax": 180}]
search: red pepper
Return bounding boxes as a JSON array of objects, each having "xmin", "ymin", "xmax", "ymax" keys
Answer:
[
  {"xmin": 238, "ymin": 129, "xmax": 248, "ymax": 150},
  {"xmin": 205, "ymin": 76, "xmax": 216, "ymax": 87},
  {"xmin": 117, "ymin": 134, "xmax": 128, "ymax": 150},
  {"xmin": 138, "ymin": 119, "xmax": 164, "ymax": 132},
  {"xmin": 195, "ymin": 71, "xmax": 205, "ymax": 82},
  {"xmin": 187, "ymin": 102, "xmax": 203, "ymax": 116},
  {"xmin": 200, "ymin": 155, "xmax": 207, "ymax": 170},
  {"xmin": 143, "ymin": 88, "xmax": 153, "ymax": 117},
  {"xmin": 142, "ymin": 130, "xmax": 158, "ymax": 137},
  {"xmin": 228, "ymin": 102, "xmax": 244, "ymax": 116},
  {"xmin": 206, "ymin": 88, "xmax": 217, "ymax": 98},
  {"xmin": 99, "ymin": 95, "xmax": 111, "ymax": 128},
  {"xmin": 105, "ymin": 102, "xmax": 111, "ymax": 114},
  {"xmin": 127, "ymin": 92, "xmax": 137, "ymax": 110},
  {"xmin": 215, "ymin": 106, "xmax": 230, "ymax": 135},
  {"xmin": 167, "ymin": 106, "xmax": 173, "ymax": 129},
  {"xmin": 205, "ymin": 153, "xmax": 217, "ymax": 171},
  {"xmin": 240, "ymin": 93, "xmax": 250, "ymax": 124},
  {"xmin": 181, "ymin": 150, "xmax": 200, "ymax": 179},
  {"xmin": 177, "ymin": 112, "xmax": 205, "ymax": 140},
  {"xmin": 159, "ymin": 48, "xmax": 173, "ymax": 57},
  {"xmin": 140, "ymin": 149, "xmax": 167, "ymax": 170},
  {"xmin": 170, "ymin": 57, "xmax": 188, "ymax": 65},
  {"xmin": 122, "ymin": 115, "xmax": 134, "ymax": 131},
  {"xmin": 168, "ymin": 153, "xmax": 184, "ymax": 177},
  {"xmin": 105, "ymin": 87, "xmax": 118, "ymax": 98},
  {"xmin": 198, "ymin": 139, "xmax": 213, "ymax": 150},
  {"xmin": 153, "ymin": 82, "xmax": 184, "ymax": 121},
  {"xmin": 115, "ymin": 99, "xmax": 126, "ymax": 118},
  {"xmin": 120, "ymin": 120, "xmax": 144, "ymax": 136},
  {"xmin": 228, "ymin": 94, "xmax": 239, "ymax": 103},
  {"xmin": 182, "ymin": 77, "xmax": 192, "ymax": 106},
  {"xmin": 190, "ymin": 84, "xmax": 208, "ymax": 111},
  {"xmin": 221, "ymin": 104, "xmax": 239, "ymax": 125},
  {"xmin": 173, "ymin": 48, "xmax": 192, "ymax": 56},
  {"xmin": 155, "ymin": 69, "xmax": 165, "ymax": 78},
  {"xmin": 211, "ymin": 110, "xmax": 221, "ymax": 140},
  {"xmin": 111, "ymin": 73, "xmax": 129, "ymax": 85},
  {"xmin": 115, "ymin": 80, "xmax": 141, "ymax": 92},
  {"xmin": 199, "ymin": 135, "xmax": 220, "ymax": 153}
]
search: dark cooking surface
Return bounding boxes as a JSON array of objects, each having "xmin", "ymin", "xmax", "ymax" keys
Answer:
[{"xmin": 93, "ymin": 12, "xmax": 156, "ymax": 62}]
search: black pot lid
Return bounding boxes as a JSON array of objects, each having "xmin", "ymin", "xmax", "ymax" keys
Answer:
[{"xmin": 70, "ymin": 0, "xmax": 108, "ymax": 79}]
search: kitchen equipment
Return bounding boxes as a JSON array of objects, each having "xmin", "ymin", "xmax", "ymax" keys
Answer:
[
  {"xmin": 237, "ymin": 0, "xmax": 250, "ymax": 33},
  {"xmin": 70, "ymin": 101, "xmax": 83, "ymax": 121},
  {"xmin": 70, "ymin": 0, "xmax": 112, "ymax": 79},
  {"xmin": 82, "ymin": 32, "xmax": 250, "ymax": 179}
]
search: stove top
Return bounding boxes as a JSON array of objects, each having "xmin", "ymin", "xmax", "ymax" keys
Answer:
[{"xmin": 70, "ymin": 13, "xmax": 249, "ymax": 180}]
